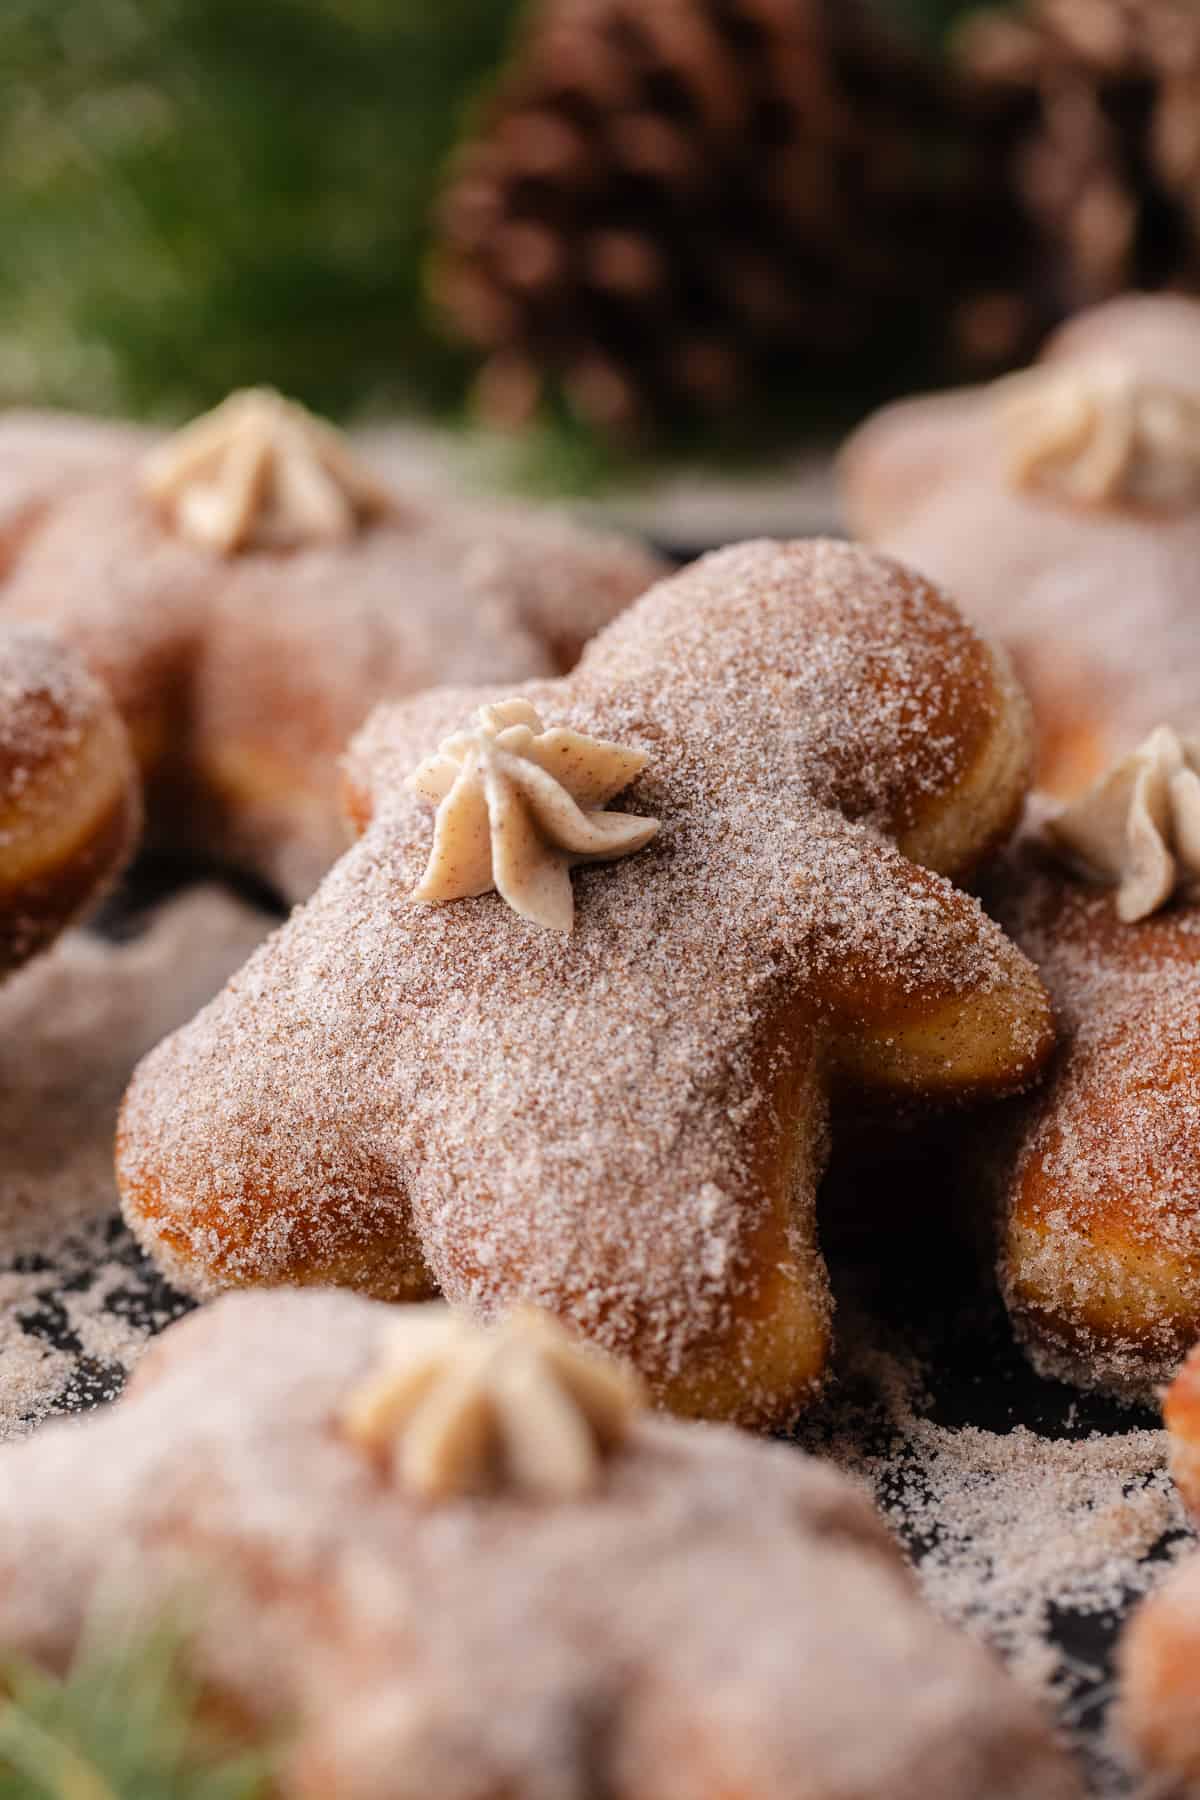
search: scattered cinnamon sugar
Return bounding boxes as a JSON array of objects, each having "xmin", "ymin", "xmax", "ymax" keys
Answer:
[
  {"xmin": 0, "ymin": 887, "xmax": 271, "ymax": 1439},
  {"xmin": 800, "ymin": 1273, "xmax": 1195, "ymax": 1796}
]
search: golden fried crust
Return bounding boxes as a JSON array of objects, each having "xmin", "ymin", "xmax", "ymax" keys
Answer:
[
  {"xmin": 0, "ymin": 627, "xmax": 139, "ymax": 976},
  {"xmin": 986, "ymin": 848, "xmax": 1200, "ymax": 1401},
  {"xmin": 838, "ymin": 295, "xmax": 1200, "ymax": 799},
  {"xmin": 117, "ymin": 541, "xmax": 1049, "ymax": 1426},
  {"xmin": 1165, "ymin": 1344, "xmax": 1200, "ymax": 1529},
  {"xmin": 1118, "ymin": 1343, "xmax": 1200, "ymax": 1786},
  {"xmin": 0, "ymin": 425, "xmax": 663, "ymax": 900},
  {"xmin": 0, "ymin": 1289, "xmax": 1081, "ymax": 1800}
]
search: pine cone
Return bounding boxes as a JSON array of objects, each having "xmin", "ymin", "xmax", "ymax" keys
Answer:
[
  {"xmin": 956, "ymin": 0, "xmax": 1200, "ymax": 356},
  {"xmin": 431, "ymin": 0, "xmax": 1006, "ymax": 440}
]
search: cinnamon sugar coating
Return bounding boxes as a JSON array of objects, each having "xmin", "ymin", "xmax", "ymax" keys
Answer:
[
  {"xmin": 0, "ymin": 410, "xmax": 151, "ymax": 573},
  {"xmin": 0, "ymin": 1288, "xmax": 1080, "ymax": 1800},
  {"xmin": 980, "ymin": 833, "xmax": 1200, "ymax": 1401},
  {"xmin": 0, "ymin": 625, "xmax": 138, "ymax": 976},
  {"xmin": 0, "ymin": 402, "xmax": 662, "ymax": 899},
  {"xmin": 840, "ymin": 295, "xmax": 1200, "ymax": 797},
  {"xmin": 117, "ymin": 540, "xmax": 1053, "ymax": 1426}
]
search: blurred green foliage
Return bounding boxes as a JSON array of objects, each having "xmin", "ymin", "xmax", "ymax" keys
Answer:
[
  {"xmin": 874, "ymin": 0, "xmax": 995, "ymax": 46},
  {"xmin": 0, "ymin": 0, "xmax": 998, "ymax": 430},
  {"xmin": 0, "ymin": 0, "xmax": 522, "ymax": 421}
]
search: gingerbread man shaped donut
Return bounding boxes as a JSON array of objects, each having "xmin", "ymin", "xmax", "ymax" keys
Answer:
[
  {"xmin": 978, "ymin": 734, "xmax": 1200, "ymax": 1402},
  {"xmin": 117, "ymin": 540, "xmax": 1053, "ymax": 1426},
  {"xmin": 1114, "ymin": 1346, "xmax": 1200, "ymax": 1790},
  {"xmin": 0, "ymin": 1292, "xmax": 1079, "ymax": 1800},
  {"xmin": 840, "ymin": 293, "xmax": 1200, "ymax": 796}
]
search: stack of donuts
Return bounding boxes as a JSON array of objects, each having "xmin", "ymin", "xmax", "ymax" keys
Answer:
[{"xmin": 6, "ymin": 306, "xmax": 1200, "ymax": 1794}]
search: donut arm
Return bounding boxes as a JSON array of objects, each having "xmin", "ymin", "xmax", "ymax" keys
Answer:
[{"xmin": 819, "ymin": 847, "xmax": 1053, "ymax": 1103}]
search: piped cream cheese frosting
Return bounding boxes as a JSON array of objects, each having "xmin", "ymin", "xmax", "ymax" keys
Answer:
[
  {"xmin": 141, "ymin": 387, "xmax": 393, "ymax": 554},
  {"xmin": 1045, "ymin": 724, "xmax": 1200, "ymax": 920},
  {"xmin": 341, "ymin": 1303, "xmax": 644, "ymax": 1501},
  {"xmin": 997, "ymin": 359, "xmax": 1200, "ymax": 511},
  {"xmin": 406, "ymin": 698, "xmax": 659, "ymax": 932}
]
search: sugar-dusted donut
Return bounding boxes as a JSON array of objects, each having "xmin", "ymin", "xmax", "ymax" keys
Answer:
[
  {"xmin": 1121, "ymin": 1554, "xmax": 1200, "ymax": 1793},
  {"xmin": 117, "ymin": 540, "xmax": 1053, "ymax": 1426},
  {"xmin": 840, "ymin": 294, "xmax": 1200, "ymax": 796},
  {"xmin": 0, "ymin": 392, "xmax": 662, "ymax": 899},
  {"xmin": 1116, "ymin": 1347, "xmax": 1200, "ymax": 1789},
  {"xmin": 0, "ymin": 1290, "xmax": 1080, "ymax": 1799},
  {"xmin": 972, "ymin": 727, "xmax": 1200, "ymax": 1400},
  {"xmin": 986, "ymin": 852, "xmax": 1200, "ymax": 1401},
  {"xmin": 0, "ymin": 409, "xmax": 151, "ymax": 576},
  {"xmin": 0, "ymin": 624, "xmax": 138, "ymax": 976}
]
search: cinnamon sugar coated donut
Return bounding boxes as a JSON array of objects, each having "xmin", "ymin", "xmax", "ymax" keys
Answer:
[
  {"xmin": 0, "ymin": 394, "xmax": 662, "ymax": 898},
  {"xmin": 0, "ymin": 624, "xmax": 138, "ymax": 974},
  {"xmin": 1117, "ymin": 1348, "xmax": 1200, "ymax": 1788},
  {"xmin": 1164, "ymin": 1341, "xmax": 1200, "ymax": 1522},
  {"xmin": 116, "ymin": 539, "xmax": 1053, "ymax": 1426},
  {"xmin": 0, "ymin": 1289, "xmax": 1081, "ymax": 1799},
  {"xmin": 840, "ymin": 294, "xmax": 1200, "ymax": 796},
  {"xmin": 983, "ymin": 833, "xmax": 1200, "ymax": 1402}
]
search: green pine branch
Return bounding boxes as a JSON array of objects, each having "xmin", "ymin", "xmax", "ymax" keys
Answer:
[
  {"xmin": 0, "ymin": 0, "xmax": 1016, "ymax": 455},
  {"xmin": 0, "ymin": 1611, "xmax": 273, "ymax": 1800}
]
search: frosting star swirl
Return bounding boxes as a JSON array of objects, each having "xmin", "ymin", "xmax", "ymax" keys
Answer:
[
  {"xmin": 141, "ymin": 387, "xmax": 392, "ymax": 553},
  {"xmin": 997, "ymin": 358, "xmax": 1200, "ymax": 511},
  {"xmin": 1045, "ymin": 724, "xmax": 1200, "ymax": 921},
  {"xmin": 407, "ymin": 698, "xmax": 659, "ymax": 932},
  {"xmin": 341, "ymin": 1304, "xmax": 645, "ymax": 1501}
]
